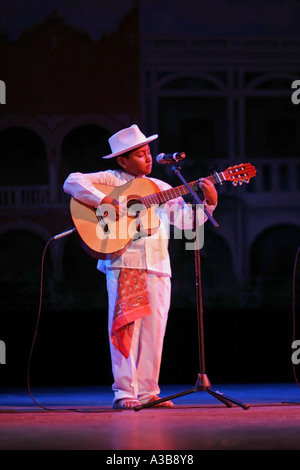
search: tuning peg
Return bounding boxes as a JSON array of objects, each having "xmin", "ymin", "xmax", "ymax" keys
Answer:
[{"xmin": 232, "ymin": 181, "xmax": 238, "ymax": 186}]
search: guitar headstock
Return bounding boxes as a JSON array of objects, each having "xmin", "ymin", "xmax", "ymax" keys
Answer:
[{"xmin": 219, "ymin": 163, "xmax": 257, "ymax": 186}]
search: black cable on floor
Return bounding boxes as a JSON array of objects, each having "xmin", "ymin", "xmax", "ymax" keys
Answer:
[{"xmin": 26, "ymin": 229, "xmax": 79, "ymax": 412}]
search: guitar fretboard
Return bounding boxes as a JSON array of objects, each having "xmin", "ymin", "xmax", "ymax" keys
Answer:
[{"xmin": 141, "ymin": 175, "xmax": 216, "ymax": 208}]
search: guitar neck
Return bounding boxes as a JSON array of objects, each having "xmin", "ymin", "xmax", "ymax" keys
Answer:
[{"xmin": 142, "ymin": 174, "xmax": 216, "ymax": 207}]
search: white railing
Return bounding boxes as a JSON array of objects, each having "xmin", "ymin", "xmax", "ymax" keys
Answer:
[
  {"xmin": 142, "ymin": 36, "xmax": 300, "ymax": 55},
  {"xmin": 242, "ymin": 157, "xmax": 300, "ymax": 193},
  {"xmin": 208, "ymin": 157, "xmax": 299, "ymax": 195},
  {"xmin": 0, "ymin": 159, "xmax": 299, "ymax": 209},
  {"xmin": 0, "ymin": 185, "xmax": 70, "ymax": 208}
]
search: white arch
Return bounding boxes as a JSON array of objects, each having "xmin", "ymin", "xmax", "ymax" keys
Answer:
[
  {"xmin": 0, "ymin": 115, "xmax": 51, "ymax": 149},
  {"xmin": 249, "ymin": 222, "xmax": 300, "ymax": 249},
  {"xmin": 248, "ymin": 222, "xmax": 300, "ymax": 279},
  {"xmin": 156, "ymin": 72, "xmax": 227, "ymax": 93},
  {"xmin": 0, "ymin": 117, "xmax": 52, "ymax": 187},
  {"xmin": 0, "ymin": 221, "xmax": 58, "ymax": 275},
  {"xmin": 247, "ymin": 217, "xmax": 300, "ymax": 250},
  {"xmin": 0, "ymin": 220, "xmax": 52, "ymax": 239},
  {"xmin": 245, "ymin": 73, "xmax": 299, "ymax": 91},
  {"xmin": 53, "ymin": 114, "xmax": 131, "ymax": 162}
]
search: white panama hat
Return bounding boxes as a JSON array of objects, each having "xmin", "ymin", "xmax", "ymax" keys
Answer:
[{"xmin": 102, "ymin": 124, "xmax": 158, "ymax": 159}]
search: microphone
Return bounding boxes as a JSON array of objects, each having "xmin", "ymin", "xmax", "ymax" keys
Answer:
[
  {"xmin": 52, "ymin": 228, "xmax": 76, "ymax": 240},
  {"xmin": 156, "ymin": 152, "xmax": 186, "ymax": 164}
]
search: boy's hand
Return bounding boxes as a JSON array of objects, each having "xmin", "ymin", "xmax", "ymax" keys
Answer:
[{"xmin": 198, "ymin": 178, "xmax": 218, "ymax": 206}]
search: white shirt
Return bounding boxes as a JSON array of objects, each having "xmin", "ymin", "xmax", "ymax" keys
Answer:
[{"xmin": 63, "ymin": 169, "xmax": 216, "ymax": 276}]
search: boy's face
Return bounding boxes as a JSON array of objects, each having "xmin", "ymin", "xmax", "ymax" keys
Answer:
[{"xmin": 117, "ymin": 144, "xmax": 152, "ymax": 176}]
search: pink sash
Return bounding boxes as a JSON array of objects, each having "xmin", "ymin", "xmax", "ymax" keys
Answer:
[{"xmin": 111, "ymin": 269, "xmax": 152, "ymax": 358}]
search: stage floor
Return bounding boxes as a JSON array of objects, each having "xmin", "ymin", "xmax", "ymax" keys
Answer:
[{"xmin": 1, "ymin": 383, "xmax": 300, "ymax": 451}]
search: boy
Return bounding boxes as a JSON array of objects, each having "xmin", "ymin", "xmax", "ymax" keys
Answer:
[{"xmin": 63, "ymin": 124, "xmax": 217, "ymax": 409}]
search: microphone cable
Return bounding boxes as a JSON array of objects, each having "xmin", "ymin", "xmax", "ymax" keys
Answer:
[{"xmin": 26, "ymin": 228, "xmax": 78, "ymax": 412}]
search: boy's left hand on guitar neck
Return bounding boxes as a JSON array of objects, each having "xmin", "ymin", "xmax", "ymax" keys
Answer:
[{"xmin": 198, "ymin": 178, "xmax": 218, "ymax": 206}]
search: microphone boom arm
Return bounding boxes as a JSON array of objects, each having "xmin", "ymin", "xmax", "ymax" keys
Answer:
[{"xmin": 170, "ymin": 165, "xmax": 219, "ymax": 229}]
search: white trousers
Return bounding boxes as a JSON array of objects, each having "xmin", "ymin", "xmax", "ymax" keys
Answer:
[{"xmin": 106, "ymin": 268, "xmax": 171, "ymax": 404}]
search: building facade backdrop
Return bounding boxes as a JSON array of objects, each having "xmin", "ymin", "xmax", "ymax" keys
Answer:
[{"xmin": 0, "ymin": 2, "xmax": 299, "ymax": 316}]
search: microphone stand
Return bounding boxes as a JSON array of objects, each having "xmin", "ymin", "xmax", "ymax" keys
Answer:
[{"xmin": 135, "ymin": 165, "xmax": 249, "ymax": 411}]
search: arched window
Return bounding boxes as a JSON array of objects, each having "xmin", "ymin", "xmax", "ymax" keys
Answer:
[
  {"xmin": 62, "ymin": 234, "xmax": 107, "ymax": 310},
  {"xmin": 0, "ymin": 127, "xmax": 48, "ymax": 185},
  {"xmin": 156, "ymin": 74, "xmax": 228, "ymax": 178},
  {"xmin": 59, "ymin": 125, "xmax": 111, "ymax": 183},
  {"xmin": 250, "ymin": 224, "xmax": 300, "ymax": 279},
  {"xmin": 246, "ymin": 97, "xmax": 300, "ymax": 158},
  {"xmin": 250, "ymin": 224, "xmax": 300, "ymax": 307},
  {"xmin": 245, "ymin": 76, "xmax": 300, "ymax": 158},
  {"xmin": 169, "ymin": 228, "xmax": 234, "ymax": 309},
  {"xmin": 0, "ymin": 230, "xmax": 53, "ymax": 311}
]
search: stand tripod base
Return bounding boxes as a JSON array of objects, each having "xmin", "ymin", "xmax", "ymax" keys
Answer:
[{"xmin": 134, "ymin": 374, "xmax": 249, "ymax": 411}]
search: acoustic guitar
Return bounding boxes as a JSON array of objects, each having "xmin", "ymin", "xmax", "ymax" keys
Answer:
[{"xmin": 70, "ymin": 163, "xmax": 256, "ymax": 259}]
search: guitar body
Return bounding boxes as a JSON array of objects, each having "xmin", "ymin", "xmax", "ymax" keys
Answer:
[
  {"xmin": 70, "ymin": 163, "xmax": 257, "ymax": 259},
  {"xmin": 70, "ymin": 177, "xmax": 162, "ymax": 259}
]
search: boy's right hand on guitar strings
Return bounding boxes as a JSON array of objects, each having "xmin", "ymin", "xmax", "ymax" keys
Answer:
[{"xmin": 101, "ymin": 196, "xmax": 126, "ymax": 220}]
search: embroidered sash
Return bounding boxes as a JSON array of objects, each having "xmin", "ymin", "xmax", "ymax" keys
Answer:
[{"xmin": 111, "ymin": 268, "xmax": 152, "ymax": 358}]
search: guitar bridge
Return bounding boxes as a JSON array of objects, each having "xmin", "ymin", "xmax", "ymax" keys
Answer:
[{"xmin": 95, "ymin": 207, "xmax": 110, "ymax": 234}]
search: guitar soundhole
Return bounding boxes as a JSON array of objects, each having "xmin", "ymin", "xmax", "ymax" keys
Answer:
[{"xmin": 127, "ymin": 197, "xmax": 146, "ymax": 219}]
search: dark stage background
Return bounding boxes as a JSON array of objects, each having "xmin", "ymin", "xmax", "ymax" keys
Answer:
[{"xmin": 0, "ymin": 0, "xmax": 300, "ymax": 391}]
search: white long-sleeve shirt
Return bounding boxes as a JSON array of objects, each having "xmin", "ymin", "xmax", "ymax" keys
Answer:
[{"xmin": 63, "ymin": 169, "xmax": 216, "ymax": 276}]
